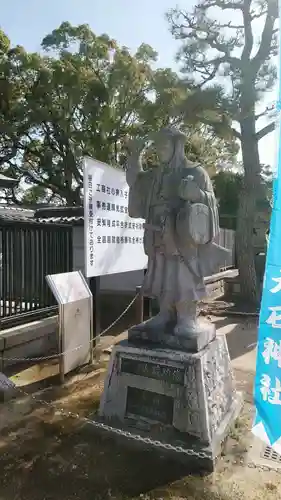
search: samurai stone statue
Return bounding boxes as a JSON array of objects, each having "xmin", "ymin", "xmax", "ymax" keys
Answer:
[{"xmin": 126, "ymin": 126, "xmax": 230, "ymax": 341}]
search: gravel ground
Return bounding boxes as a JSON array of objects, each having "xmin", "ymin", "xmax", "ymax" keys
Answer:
[{"xmin": 0, "ymin": 316, "xmax": 280, "ymax": 500}]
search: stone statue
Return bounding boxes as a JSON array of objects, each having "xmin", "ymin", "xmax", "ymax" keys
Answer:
[{"xmin": 126, "ymin": 126, "xmax": 230, "ymax": 343}]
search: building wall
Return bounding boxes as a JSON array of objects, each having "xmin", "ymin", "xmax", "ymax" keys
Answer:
[{"xmin": 72, "ymin": 226, "xmax": 144, "ymax": 293}]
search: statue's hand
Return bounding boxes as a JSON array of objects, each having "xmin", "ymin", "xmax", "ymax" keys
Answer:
[
  {"xmin": 126, "ymin": 137, "xmax": 147, "ymax": 156},
  {"xmin": 125, "ymin": 138, "xmax": 146, "ymax": 183},
  {"xmin": 179, "ymin": 178, "xmax": 204, "ymax": 203}
]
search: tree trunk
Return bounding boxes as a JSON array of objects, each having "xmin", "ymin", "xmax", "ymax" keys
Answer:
[{"xmin": 236, "ymin": 109, "xmax": 261, "ymax": 309}]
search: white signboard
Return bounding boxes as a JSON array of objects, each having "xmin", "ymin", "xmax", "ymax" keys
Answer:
[
  {"xmin": 46, "ymin": 271, "xmax": 92, "ymax": 304},
  {"xmin": 83, "ymin": 157, "xmax": 147, "ymax": 277},
  {"xmin": 46, "ymin": 271, "xmax": 92, "ymax": 380}
]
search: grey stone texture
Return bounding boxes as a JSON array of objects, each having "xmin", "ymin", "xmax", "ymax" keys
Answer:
[
  {"xmin": 98, "ymin": 127, "xmax": 241, "ymax": 471},
  {"xmin": 99, "ymin": 335, "xmax": 242, "ymax": 469},
  {"xmin": 0, "ymin": 372, "xmax": 17, "ymax": 403},
  {"xmin": 125, "ymin": 126, "xmax": 231, "ymax": 340},
  {"xmin": 128, "ymin": 318, "xmax": 216, "ymax": 353}
]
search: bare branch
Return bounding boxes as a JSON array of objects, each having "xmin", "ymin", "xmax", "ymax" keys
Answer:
[
  {"xmin": 255, "ymin": 109, "xmax": 271, "ymax": 121},
  {"xmin": 175, "ymin": 11, "xmax": 242, "ymax": 71},
  {"xmin": 241, "ymin": 0, "xmax": 253, "ymax": 61},
  {"xmin": 199, "ymin": 0, "xmax": 267, "ymax": 21},
  {"xmin": 231, "ymin": 127, "xmax": 242, "ymax": 140},
  {"xmin": 196, "ymin": 65, "xmax": 220, "ymax": 87},
  {"xmin": 251, "ymin": 1, "xmax": 278, "ymax": 73},
  {"xmin": 256, "ymin": 121, "xmax": 275, "ymax": 141},
  {"xmin": 199, "ymin": 1, "xmax": 244, "ymax": 10},
  {"xmin": 218, "ymin": 22, "xmax": 244, "ymax": 29}
]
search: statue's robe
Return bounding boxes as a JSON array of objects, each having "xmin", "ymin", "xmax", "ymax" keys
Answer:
[{"xmin": 128, "ymin": 160, "xmax": 230, "ymax": 303}]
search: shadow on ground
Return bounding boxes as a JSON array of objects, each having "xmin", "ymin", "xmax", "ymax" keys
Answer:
[
  {"xmin": 0, "ymin": 308, "xmax": 266, "ymax": 500},
  {"xmin": 0, "ymin": 372, "xmax": 254, "ymax": 500},
  {"xmin": 0, "ymin": 368, "xmax": 226, "ymax": 500},
  {"xmin": 212, "ymin": 316, "xmax": 257, "ymax": 363}
]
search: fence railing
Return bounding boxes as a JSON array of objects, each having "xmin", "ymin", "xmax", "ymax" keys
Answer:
[
  {"xmin": 214, "ymin": 228, "xmax": 235, "ymax": 270},
  {"xmin": 0, "ymin": 219, "xmax": 73, "ymax": 328},
  {"xmin": 0, "ymin": 218, "xmax": 235, "ymax": 329},
  {"xmin": 219, "ymin": 214, "xmax": 237, "ymax": 231}
]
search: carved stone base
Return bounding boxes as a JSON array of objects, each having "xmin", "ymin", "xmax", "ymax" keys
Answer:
[
  {"xmin": 0, "ymin": 372, "xmax": 17, "ymax": 403},
  {"xmin": 128, "ymin": 319, "xmax": 216, "ymax": 353},
  {"xmin": 98, "ymin": 335, "xmax": 242, "ymax": 471}
]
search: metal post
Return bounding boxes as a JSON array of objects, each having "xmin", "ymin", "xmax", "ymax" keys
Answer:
[
  {"xmin": 58, "ymin": 303, "xmax": 65, "ymax": 384},
  {"xmin": 135, "ymin": 285, "xmax": 144, "ymax": 325},
  {"xmin": 144, "ymin": 296, "xmax": 152, "ymax": 320},
  {"xmin": 142, "ymin": 268, "xmax": 152, "ymax": 320},
  {"xmin": 90, "ymin": 276, "xmax": 101, "ymax": 350}
]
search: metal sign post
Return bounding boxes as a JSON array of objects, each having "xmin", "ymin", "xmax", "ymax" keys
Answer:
[
  {"xmin": 46, "ymin": 271, "xmax": 93, "ymax": 384},
  {"xmin": 89, "ymin": 276, "xmax": 101, "ymax": 348}
]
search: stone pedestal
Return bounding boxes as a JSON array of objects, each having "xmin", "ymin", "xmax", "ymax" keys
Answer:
[
  {"xmin": 128, "ymin": 318, "xmax": 216, "ymax": 353},
  {"xmin": 98, "ymin": 334, "xmax": 242, "ymax": 471},
  {"xmin": 0, "ymin": 372, "xmax": 17, "ymax": 403}
]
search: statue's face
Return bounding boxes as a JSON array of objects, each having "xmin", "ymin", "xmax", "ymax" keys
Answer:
[{"xmin": 155, "ymin": 137, "xmax": 174, "ymax": 164}]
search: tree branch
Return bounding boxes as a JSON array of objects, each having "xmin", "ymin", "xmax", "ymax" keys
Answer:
[
  {"xmin": 199, "ymin": 1, "xmax": 244, "ymax": 11},
  {"xmin": 0, "ymin": 144, "xmax": 18, "ymax": 167},
  {"xmin": 205, "ymin": 3, "xmax": 268, "ymax": 21},
  {"xmin": 175, "ymin": 12, "xmax": 242, "ymax": 70},
  {"xmin": 241, "ymin": 0, "xmax": 253, "ymax": 61},
  {"xmin": 231, "ymin": 127, "xmax": 242, "ymax": 140},
  {"xmin": 256, "ymin": 121, "xmax": 275, "ymax": 141},
  {"xmin": 255, "ymin": 108, "xmax": 271, "ymax": 121},
  {"xmin": 251, "ymin": 1, "xmax": 278, "ymax": 73}
]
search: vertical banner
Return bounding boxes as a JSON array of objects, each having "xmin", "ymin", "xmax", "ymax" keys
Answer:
[{"xmin": 252, "ymin": 18, "xmax": 281, "ymax": 450}]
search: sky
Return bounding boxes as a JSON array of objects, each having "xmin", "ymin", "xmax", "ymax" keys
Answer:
[{"xmin": 1, "ymin": 0, "xmax": 277, "ymax": 167}]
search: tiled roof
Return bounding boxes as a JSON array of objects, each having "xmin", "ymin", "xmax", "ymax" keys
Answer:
[
  {"xmin": 35, "ymin": 206, "xmax": 84, "ymax": 225},
  {"xmin": 0, "ymin": 205, "xmax": 84, "ymax": 225},
  {"xmin": 0, "ymin": 205, "xmax": 35, "ymax": 222},
  {"xmin": 0, "ymin": 174, "xmax": 18, "ymax": 188},
  {"xmin": 37, "ymin": 215, "xmax": 84, "ymax": 225},
  {"xmin": 0, "ymin": 205, "xmax": 34, "ymax": 215}
]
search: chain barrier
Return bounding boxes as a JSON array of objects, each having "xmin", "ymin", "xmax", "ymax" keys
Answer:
[
  {"xmin": 0, "ymin": 293, "xmax": 138, "ymax": 363},
  {"xmin": 247, "ymin": 462, "xmax": 281, "ymax": 473},
  {"xmin": 0, "ymin": 294, "xmax": 215, "ymax": 461},
  {"xmin": 2, "ymin": 359, "xmax": 281, "ymax": 471},
  {"xmin": 0, "ymin": 375, "xmax": 212, "ymax": 461},
  {"xmin": 4, "ymin": 374, "xmax": 281, "ymax": 471},
  {"xmin": 1, "ymin": 292, "xmax": 280, "ymax": 470}
]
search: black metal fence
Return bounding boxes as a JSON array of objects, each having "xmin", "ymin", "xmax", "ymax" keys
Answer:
[
  {"xmin": 0, "ymin": 219, "xmax": 73, "ymax": 328},
  {"xmin": 219, "ymin": 214, "xmax": 237, "ymax": 230}
]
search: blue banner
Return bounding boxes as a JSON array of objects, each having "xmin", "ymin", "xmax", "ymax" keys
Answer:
[{"xmin": 253, "ymin": 36, "xmax": 281, "ymax": 450}]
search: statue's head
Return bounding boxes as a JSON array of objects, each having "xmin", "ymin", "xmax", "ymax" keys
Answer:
[{"xmin": 151, "ymin": 127, "xmax": 187, "ymax": 165}]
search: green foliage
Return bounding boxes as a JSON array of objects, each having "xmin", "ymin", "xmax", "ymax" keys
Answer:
[
  {"xmin": 0, "ymin": 23, "xmax": 238, "ymax": 205},
  {"xmin": 167, "ymin": 0, "xmax": 278, "ymax": 145},
  {"xmin": 213, "ymin": 170, "xmax": 242, "ymax": 217}
]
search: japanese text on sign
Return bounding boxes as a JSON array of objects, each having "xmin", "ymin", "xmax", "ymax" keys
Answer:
[
  {"xmin": 258, "ymin": 272, "xmax": 281, "ymax": 410},
  {"xmin": 253, "ymin": 265, "xmax": 281, "ymax": 449},
  {"xmin": 84, "ymin": 157, "xmax": 147, "ymax": 277},
  {"xmin": 252, "ymin": 38, "xmax": 281, "ymax": 451}
]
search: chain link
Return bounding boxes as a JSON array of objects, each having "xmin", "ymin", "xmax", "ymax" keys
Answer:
[
  {"xmin": 1, "ymin": 292, "xmax": 214, "ymax": 460},
  {"xmin": 84, "ymin": 419, "xmax": 212, "ymax": 459},
  {"xmin": 247, "ymin": 462, "xmax": 281, "ymax": 473},
  {"xmin": 0, "ymin": 293, "xmax": 138, "ymax": 362},
  {"xmin": 0, "ymin": 375, "xmax": 212, "ymax": 461},
  {"xmin": 1, "ymin": 289, "xmax": 280, "ymax": 471},
  {"xmin": 3, "ymin": 372, "xmax": 281, "ymax": 471}
]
